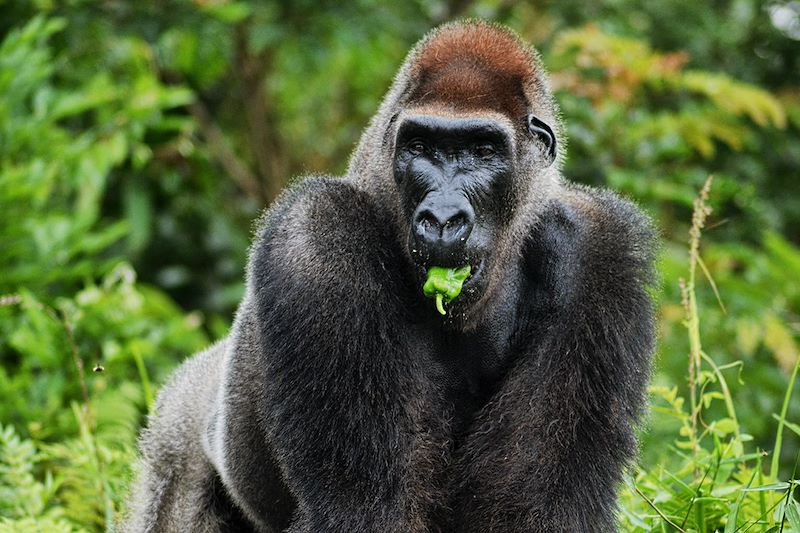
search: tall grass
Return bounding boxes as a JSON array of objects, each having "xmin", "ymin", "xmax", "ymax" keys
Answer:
[{"xmin": 620, "ymin": 177, "xmax": 800, "ymax": 532}]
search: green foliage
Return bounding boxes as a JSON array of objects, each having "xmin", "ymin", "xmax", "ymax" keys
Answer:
[
  {"xmin": 0, "ymin": 1, "xmax": 798, "ymax": 531},
  {"xmin": 0, "ymin": 407, "xmax": 136, "ymax": 532},
  {"xmin": 0, "ymin": 424, "xmax": 61, "ymax": 523},
  {"xmin": 618, "ymin": 179, "xmax": 800, "ymax": 532},
  {"xmin": 0, "ymin": 15, "xmax": 193, "ymax": 292},
  {"xmin": 550, "ymin": 25, "xmax": 785, "ymax": 198},
  {"xmin": 0, "ymin": 13, "xmax": 210, "ymax": 529}
]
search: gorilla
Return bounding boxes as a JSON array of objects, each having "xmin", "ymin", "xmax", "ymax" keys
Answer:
[{"xmin": 124, "ymin": 21, "xmax": 656, "ymax": 533}]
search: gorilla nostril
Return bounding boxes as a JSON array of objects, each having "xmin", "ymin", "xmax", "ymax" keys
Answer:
[
  {"xmin": 441, "ymin": 212, "xmax": 473, "ymax": 243},
  {"xmin": 414, "ymin": 210, "xmax": 441, "ymax": 237},
  {"xmin": 444, "ymin": 214, "xmax": 466, "ymax": 229}
]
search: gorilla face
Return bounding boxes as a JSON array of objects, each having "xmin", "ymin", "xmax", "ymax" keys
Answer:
[{"xmin": 393, "ymin": 114, "xmax": 517, "ymax": 310}]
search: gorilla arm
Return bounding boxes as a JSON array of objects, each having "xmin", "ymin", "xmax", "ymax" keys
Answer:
[
  {"xmin": 123, "ymin": 340, "xmax": 256, "ymax": 533},
  {"xmin": 212, "ymin": 177, "xmax": 451, "ymax": 533},
  {"xmin": 449, "ymin": 187, "xmax": 656, "ymax": 533}
]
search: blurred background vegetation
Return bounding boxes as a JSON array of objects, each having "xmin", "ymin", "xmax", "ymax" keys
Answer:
[{"xmin": 0, "ymin": 0, "xmax": 798, "ymax": 531}]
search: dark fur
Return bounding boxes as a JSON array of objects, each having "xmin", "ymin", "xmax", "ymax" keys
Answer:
[{"xmin": 124, "ymin": 21, "xmax": 655, "ymax": 533}]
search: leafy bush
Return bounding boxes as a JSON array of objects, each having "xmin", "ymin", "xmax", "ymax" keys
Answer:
[{"xmin": 0, "ymin": 15, "xmax": 209, "ymax": 529}]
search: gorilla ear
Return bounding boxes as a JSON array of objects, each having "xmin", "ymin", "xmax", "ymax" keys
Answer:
[{"xmin": 527, "ymin": 114, "xmax": 557, "ymax": 165}]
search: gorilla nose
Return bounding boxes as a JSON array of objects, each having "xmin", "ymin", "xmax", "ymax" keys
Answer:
[{"xmin": 412, "ymin": 194, "xmax": 475, "ymax": 255}]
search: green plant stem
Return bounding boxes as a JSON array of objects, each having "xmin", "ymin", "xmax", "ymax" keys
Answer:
[
  {"xmin": 634, "ymin": 484, "xmax": 687, "ymax": 532},
  {"xmin": 685, "ymin": 176, "xmax": 714, "ymax": 462},
  {"xmin": 695, "ymin": 497, "xmax": 705, "ymax": 532},
  {"xmin": 771, "ymin": 357, "xmax": 800, "ymax": 480},
  {"xmin": 700, "ymin": 350, "xmax": 740, "ymax": 435},
  {"xmin": 687, "ymin": 278, "xmax": 701, "ymax": 458},
  {"xmin": 757, "ymin": 451, "xmax": 770, "ymax": 529},
  {"xmin": 60, "ymin": 309, "xmax": 94, "ymax": 431},
  {"xmin": 132, "ymin": 345, "xmax": 154, "ymax": 414}
]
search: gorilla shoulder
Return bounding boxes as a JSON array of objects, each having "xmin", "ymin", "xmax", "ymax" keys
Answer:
[
  {"xmin": 566, "ymin": 185, "xmax": 656, "ymax": 280},
  {"xmin": 252, "ymin": 178, "xmax": 389, "ymax": 266},
  {"xmin": 524, "ymin": 185, "xmax": 657, "ymax": 310},
  {"xmin": 246, "ymin": 176, "xmax": 411, "ymax": 317}
]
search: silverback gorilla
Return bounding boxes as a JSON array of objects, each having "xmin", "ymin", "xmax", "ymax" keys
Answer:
[{"xmin": 125, "ymin": 21, "xmax": 656, "ymax": 533}]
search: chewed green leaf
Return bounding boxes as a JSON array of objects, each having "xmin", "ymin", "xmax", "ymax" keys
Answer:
[{"xmin": 423, "ymin": 266, "xmax": 471, "ymax": 316}]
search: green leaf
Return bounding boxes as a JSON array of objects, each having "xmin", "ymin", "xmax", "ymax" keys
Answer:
[
  {"xmin": 201, "ymin": 2, "xmax": 252, "ymax": 23},
  {"xmin": 702, "ymin": 391, "xmax": 724, "ymax": 408},
  {"xmin": 713, "ymin": 418, "xmax": 738, "ymax": 436},
  {"xmin": 741, "ymin": 482, "xmax": 790, "ymax": 492},
  {"xmin": 786, "ymin": 499, "xmax": 800, "ymax": 532},
  {"xmin": 723, "ymin": 502, "xmax": 739, "ymax": 533},
  {"xmin": 422, "ymin": 266, "xmax": 471, "ymax": 316}
]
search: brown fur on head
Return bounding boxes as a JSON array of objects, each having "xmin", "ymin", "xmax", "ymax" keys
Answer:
[{"xmin": 409, "ymin": 23, "xmax": 538, "ymax": 121}]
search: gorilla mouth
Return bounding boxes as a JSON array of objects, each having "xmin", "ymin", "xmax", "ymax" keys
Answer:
[
  {"xmin": 406, "ymin": 227, "xmax": 486, "ymax": 300},
  {"xmin": 421, "ymin": 258, "xmax": 485, "ymax": 292},
  {"xmin": 418, "ymin": 258, "xmax": 485, "ymax": 316},
  {"xmin": 462, "ymin": 258, "xmax": 484, "ymax": 287}
]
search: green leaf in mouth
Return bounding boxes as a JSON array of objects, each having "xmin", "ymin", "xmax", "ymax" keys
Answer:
[{"xmin": 422, "ymin": 265, "xmax": 472, "ymax": 316}]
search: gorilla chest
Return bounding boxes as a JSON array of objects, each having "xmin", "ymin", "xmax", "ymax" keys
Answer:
[
  {"xmin": 419, "ymin": 324, "xmax": 518, "ymax": 434},
  {"xmin": 406, "ymin": 269, "xmax": 528, "ymax": 434}
]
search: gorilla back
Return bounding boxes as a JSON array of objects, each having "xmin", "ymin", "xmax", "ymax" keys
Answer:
[{"xmin": 125, "ymin": 21, "xmax": 656, "ymax": 533}]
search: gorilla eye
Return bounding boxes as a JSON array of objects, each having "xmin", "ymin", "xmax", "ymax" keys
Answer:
[
  {"xmin": 473, "ymin": 144, "xmax": 497, "ymax": 160},
  {"xmin": 407, "ymin": 140, "xmax": 427, "ymax": 156}
]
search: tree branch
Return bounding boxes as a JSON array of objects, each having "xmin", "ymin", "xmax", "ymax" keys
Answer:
[
  {"xmin": 189, "ymin": 100, "xmax": 263, "ymax": 202},
  {"xmin": 234, "ymin": 23, "xmax": 287, "ymax": 206}
]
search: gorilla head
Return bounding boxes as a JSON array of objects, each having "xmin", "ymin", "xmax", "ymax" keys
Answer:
[{"xmin": 350, "ymin": 23, "xmax": 561, "ymax": 320}]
